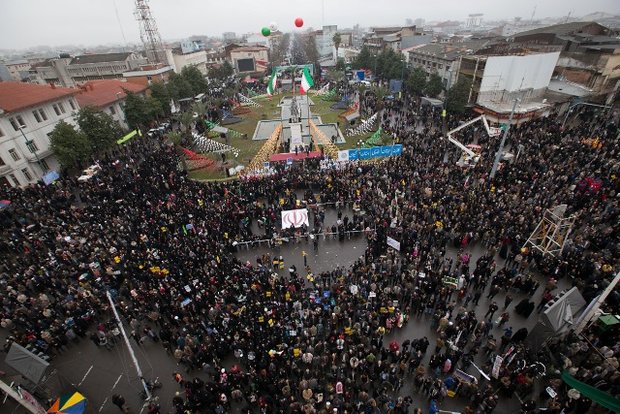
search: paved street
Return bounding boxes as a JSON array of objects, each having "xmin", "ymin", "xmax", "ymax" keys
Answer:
[{"xmin": 1, "ymin": 229, "xmax": 569, "ymax": 414}]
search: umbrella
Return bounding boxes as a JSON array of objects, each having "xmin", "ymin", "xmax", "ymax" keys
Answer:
[
  {"xmin": 0, "ymin": 200, "xmax": 11, "ymax": 209},
  {"xmin": 48, "ymin": 392, "xmax": 86, "ymax": 414}
]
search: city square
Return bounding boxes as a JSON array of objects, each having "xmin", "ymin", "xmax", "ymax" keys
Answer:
[{"xmin": 0, "ymin": 1, "xmax": 619, "ymax": 414}]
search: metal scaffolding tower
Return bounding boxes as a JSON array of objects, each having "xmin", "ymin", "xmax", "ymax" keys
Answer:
[
  {"xmin": 523, "ymin": 204, "xmax": 576, "ymax": 257},
  {"xmin": 134, "ymin": 0, "xmax": 165, "ymax": 64}
]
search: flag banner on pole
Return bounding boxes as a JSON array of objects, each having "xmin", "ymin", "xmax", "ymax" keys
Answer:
[
  {"xmin": 300, "ymin": 66, "xmax": 314, "ymax": 95},
  {"xmin": 281, "ymin": 208, "xmax": 309, "ymax": 229},
  {"xmin": 267, "ymin": 70, "xmax": 278, "ymax": 95}
]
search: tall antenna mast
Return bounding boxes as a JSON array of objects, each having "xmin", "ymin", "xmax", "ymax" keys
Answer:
[{"xmin": 134, "ymin": 0, "xmax": 165, "ymax": 64}]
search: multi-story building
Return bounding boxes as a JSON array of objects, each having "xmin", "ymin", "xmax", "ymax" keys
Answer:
[
  {"xmin": 315, "ymin": 25, "xmax": 338, "ymax": 58},
  {"xmin": 408, "ymin": 44, "xmax": 464, "ymax": 89},
  {"xmin": 75, "ymin": 80, "xmax": 148, "ymax": 129},
  {"xmin": 229, "ymin": 46, "xmax": 269, "ymax": 74},
  {"xmin": 31, "ymin": 52, "xmax": 148, "ymax": 87},
  {"xmin": 509, "ymin": 22, "xmax": 620, "ymax": 101},
  {"xmin": 0, "ymin": 82, "xmax": 79, "ymax": 187},
  {"xmin": 122, "ymin": 64, "xmax": 174, "ymax": 87},
  {"xmin": 363, "ymin": 26, "xmax": 425, "ymax": 53},
  {"xmin": 459, "ymin": 51, "xmax": 560, "ymax": 123},
  {"xmin": 3, "ymin": 59, "xmax": 31, "ymax": 82},
  {"xmin": 165, "ymin": 48, "xmax": 209, "ymax": 75}
]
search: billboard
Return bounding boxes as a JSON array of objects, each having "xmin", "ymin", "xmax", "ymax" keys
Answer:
[
  {"xmin": 347, "ymin": 144, "xmax": 402, "ymax": 161},
  {"xmin": 281, "ymin": 208, "xmax": 309, "ymax": 229},
  {"xmin": 237, "ymin": 58, "xmax": 255, "ymax": 73},
  {"xmin": 479, "ymin": 52, "xmax": 560, "ymax": 93}
]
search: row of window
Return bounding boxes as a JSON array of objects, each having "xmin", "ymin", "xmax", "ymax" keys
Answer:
[
  {"xmin": 1, "ymin": 161, "xmax": 50, "ymax": 187},
  {"xmin": 73, "ymin": 64, "xmax": 127, "ymax": 73},
  {"xmin": 411, "ymin": 57, "xmax": 444, "ymax": 70},
  {"xmin": 0, "ymin": 99, "xmax": 76, "ymax": 136}
]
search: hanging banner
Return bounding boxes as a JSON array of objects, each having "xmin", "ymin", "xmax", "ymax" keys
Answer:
[
  {"xmin": 116, "ymin": 129, "xmax": 142, "ymax": 145},
  {"xmin": 340, "ymin": 145, "xmax": 403, "ymax": 162},
  {"xmin": 281, "ymin": 208, "xmax": 309, "ymax": 229}
]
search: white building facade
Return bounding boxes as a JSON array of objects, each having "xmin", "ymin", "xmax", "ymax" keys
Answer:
[{"xmin": 0, "ymin": 83, "xmax": 78, "ymax": 187}]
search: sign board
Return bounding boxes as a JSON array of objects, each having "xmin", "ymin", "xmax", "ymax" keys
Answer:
[
  {"xmin": 386, "ymin": 236, "xmax": 401, "ymax": 251},
  {"xmin": 286, "ymin": 158, "xmax": 293, "ymax": 165},
  {"xmin": 263, "ymin": 162, "xmax": 270, "ymax": 169},
  {"xmin": 338, "ymin": 150, "xmax": 350, "ymax": 162},
  {"xmin": 491, "ymin": 355, "xmax": 503, "ymax": 379},
  {"xmin": 281, "ymin": 208, "xmax": 309, "ymax": 229}
]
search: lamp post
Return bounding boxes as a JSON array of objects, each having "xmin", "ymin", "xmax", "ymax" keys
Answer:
[
  {"xmin": 19, "ymin": 126, "xmax": 44, "ymax": 177},
  {"xmin": 357, "ymin": 139, "xmax": 364, "ymax": 159},
  {"xmin": 489, "ymin": 98, "xmax": 518, "ymax": 180}
]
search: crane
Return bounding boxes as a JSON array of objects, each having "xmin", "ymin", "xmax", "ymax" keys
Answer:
[{"xmin": 444, "ymin": 114, "xmax": 502, "ymax": 167}]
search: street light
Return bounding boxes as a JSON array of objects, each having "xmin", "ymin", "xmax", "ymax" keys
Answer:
[
  {"xmin": 357, "ymin": 139, "xmax": 364, "ymax": 159},
  {"xmin": 489, "ymin": 98, "xmax": 519, "ymax": 180},
  {"xmin": 19, "ymin": 126, "xmax": 44, "ymax": 176}
]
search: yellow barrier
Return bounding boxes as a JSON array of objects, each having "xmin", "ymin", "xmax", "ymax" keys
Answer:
[
  {"xmin": 308, "ymin": 119, "xmax": 339, "ymax": 159},
  {"xmin": 245, "ymin": 124, "xmax": 283, "ymax": 173}
]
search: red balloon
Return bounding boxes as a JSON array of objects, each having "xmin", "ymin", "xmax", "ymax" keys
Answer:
[{"xmin": 294, "ymin": 17, "xmax": 304, "ymax": 28}]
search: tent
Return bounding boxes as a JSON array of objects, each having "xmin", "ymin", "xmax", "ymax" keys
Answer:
[
  {"xmin": 5, "ymin": 342, "xmax": 50, "ymax": 384},
  {"xmin": 526, "ymin": 287, "xmax": 586, "ymax": 350},
  {"xmin": 47, "ymin": 392, "xmax": 86, "ymax": 414}
]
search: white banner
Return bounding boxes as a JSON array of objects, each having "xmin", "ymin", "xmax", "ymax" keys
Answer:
[
  {"xmin": 491, "ymin": 355, "xmax": 503, "ymax": 379},
  {"xmin": 338, "ymin": 150, "xmax": 350, "ymax": 162},
  {"xmin": 387, "ymin": 236, "xmax": 401, "ymax": 251},
  {"xmin": 281, "ymin": 208, "xmax": 309, "ymax": 229}
]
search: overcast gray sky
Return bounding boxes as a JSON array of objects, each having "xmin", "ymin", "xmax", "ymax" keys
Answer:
[{"xmin": 2, "ymin": 0, "xmax": 619, "ymax": 50}]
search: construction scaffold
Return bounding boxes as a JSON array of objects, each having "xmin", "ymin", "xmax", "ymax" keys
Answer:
[
  {"xmin": 244, "ymin": 124, "xmax": 283, "ymax": 174},
  {"xmin": 308, "ymin": 119, "xmax": 339, "ymax": 159},
  {"xmin": 523, "ymin": 204, "xmax": 576, "ymax": 257}
]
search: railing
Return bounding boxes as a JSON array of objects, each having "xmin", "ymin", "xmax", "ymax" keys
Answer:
[{"xmin": 233, "ymin": 228, "xmax": 373, "ymax": 250}]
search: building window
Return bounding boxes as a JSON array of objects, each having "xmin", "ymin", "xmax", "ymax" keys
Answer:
[
  {"xmin": 26, "ymin": 140, "xmax": 39, "ymax": 153},
  {"xmin": 40, "ymin": 159, "xmax": 50, "ymax": 172},
  {"xmin": 32, "ymin": 108, "xmax": 47, "ymax": 123},
  {"xmin": 22, "ymin": 168, "xmax": 33, "ymax": 181},
  {"xmin": 109, "ymin": 105, "xmax": 116, "ymax": 115},
  {"xmin": 8, "ymin": 148, "xmax": 20, "ymax": 161},
  {"xmin": 53, "ymin": 104, "xmax": 61, "ymax": 116},
  {"xmin": 58, "ymin": 103, "xmax": 66, "ymax": 114},
  {"xmin": 8, "ymin": 174, "xmax": 19, "ymax": 187},
  {"xmin": 0, "ymin": 156, "xmax": 5, "ymax": 166},
  {"xmin": 9, "ymin": 115, "xmax": 26, "ymax": 131},
  {"xmin": 69, "ymin": 99, "xmax": 76, "ymax": 110},
  {"xmin": 0, "ymin": 127, "xmax": 4, "ymax": 137}
]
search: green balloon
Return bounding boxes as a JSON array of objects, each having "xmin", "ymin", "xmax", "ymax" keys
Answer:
[{"xmin": 261, "ymin": 27, "xmax": 271, "ymax": 37}]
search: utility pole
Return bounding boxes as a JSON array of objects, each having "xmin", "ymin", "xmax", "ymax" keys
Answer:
[
  {"xmin": 490, "ymin": 99, "xmax": 518, "ymax": 180},
  {"xmin": 106, "ymin": 291, "xmax": 152, "ymax": 401}
]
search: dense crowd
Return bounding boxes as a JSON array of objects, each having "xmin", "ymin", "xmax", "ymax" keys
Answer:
[{"xmin": 0, "ymin": 95, "xmax": 619, "ymax": 414}]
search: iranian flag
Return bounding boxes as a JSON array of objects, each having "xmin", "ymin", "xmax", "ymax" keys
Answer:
[
  {"xmin": 299, "ymin": 66, "xmax": 314, "ymax": 95},
  {"xmin": 266, "ymin": 71, "xmax": 278, "ymax": 95}
]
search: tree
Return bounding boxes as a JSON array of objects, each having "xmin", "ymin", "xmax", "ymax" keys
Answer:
[
  {"xmin": 76, "ymin": 106, "xmax": 123, "ymax": 153},
  {"xmin": 424, "ymin": 73, "xmax": 444, "ymax": 98},
  {"xmin": 149, "ymin": 81, "xmax": 171, "ymax": 115},
  {"xmin": 209, "ymin": 61, "xmax": 234, "ymax": 80},
  {"xmin": 167, "ymin": 73, "xmax": 193, "ymax": 101},
  {"xmin": 374, "ymin": 49, "xmax": 405, "ymax": 80},
  {"xmin": 335, "ymin": 58, "xmax": 346, "ymax": 72},
  {"xmin": 405, "ymin": 67, "xmax": 427, "ymax": 96},
  {"xmin": 445, "ymin": 77, "xmax": 472, "ymax": 113},
  {"xmin": 269, "ymin": 32, "xmax": 290, "ymax": 65},
  {"xmin": 179, "ymin": 112, "xmax": 194, "ymax": 136},
  {"xmin": 352, "ymin": 46, "xmax": 375, "ymax": 70},
  {"xmin": 181, "ymin": 65, "xmax": 207, "ymax": 95},
  {"xmin": 124, "ymin": 92, "xmax": 150, "ymax": 130},
  {"xmin": 332, "ymin": 32, "xmax": 342, "ymax": 57},
  {"xmin": 144, "ymin": 97, "xmax": 164, "ymax": 121},
  {"xmin": 49, "ymin": 121, "xmax": 92, "ymax": 170}
]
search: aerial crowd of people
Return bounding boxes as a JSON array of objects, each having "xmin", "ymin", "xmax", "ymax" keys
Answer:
[{"xmin": 0, "ymin": 88, "xmax": 619, "ymax": 414}]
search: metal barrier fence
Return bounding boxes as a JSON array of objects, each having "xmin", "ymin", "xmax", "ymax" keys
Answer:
[{"xmin": 233, "ymin": 229, "xmax": 373, "ymax": 251}]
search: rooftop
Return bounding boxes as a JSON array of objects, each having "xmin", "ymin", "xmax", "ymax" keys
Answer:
[
  {"xmin": 513, "ymin": 21, "xmax": 608, "ymax": 38},
  {"xmin": 0, "ymin": 82, "xmax": 77, "ymax": 113},
  {"xmin": 230, "ymin": 46, "xmax": 269, "ymax": 52},
  {"xmin": 75, "ymin": 80, "xmax": 148, "ymax": 108},
  {"xmin": 409, "ymin": 43, "xmax": 465, "ymax": 60},
  {"xmin": 70, "ymin": 52, "xmax": 135, "ymax": 65}
]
